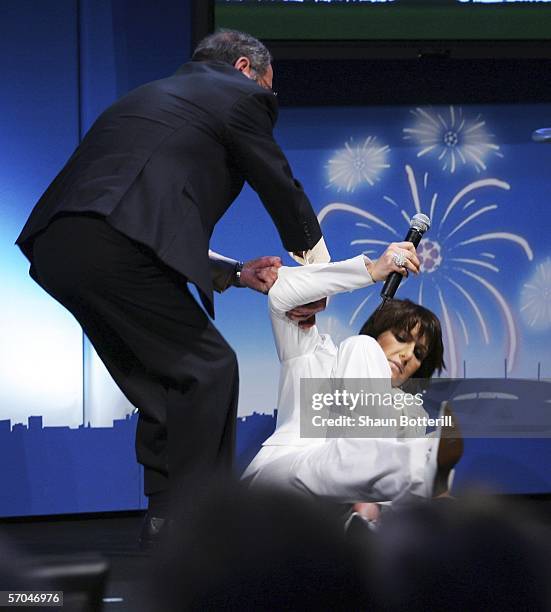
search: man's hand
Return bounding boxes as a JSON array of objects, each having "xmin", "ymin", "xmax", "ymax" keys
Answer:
[
  {"xmin": 239, "ymin": 256, "xmax": 282, "ymax": 294},
  {"xmin": 286, "ymin": 298, "xmax": 327, "ymax": 329}
]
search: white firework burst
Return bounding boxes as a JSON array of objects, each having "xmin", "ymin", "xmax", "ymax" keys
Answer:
[
  {"xmin": 318, "ymin": 164, "xmax": 533, "ymax": 377},
  {"xmin": 403, "ymin": 106, "xmax": 503, "ymax": 174},
  {"xmin": 327, "ymin": 136, "xmax": 390, "ymax": 193},
  {"xmin": 520, "ymin": 259, "xmax": 551, "ymax": 330},
  {"xmin": 417, "ymin": 239, "xmax": 443, "ymax": 274}
]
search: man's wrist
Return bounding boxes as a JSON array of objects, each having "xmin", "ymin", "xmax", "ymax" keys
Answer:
[{"xmin": 232, "ymin": 261, "xmax": 244, "ymax": 287}]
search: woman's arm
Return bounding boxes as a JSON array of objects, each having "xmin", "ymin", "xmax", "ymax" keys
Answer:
[
  {"xmin": 268, "ymin": 255, "xmax": 374, "ymax": 362},
  {"xmin": 268, "ymin": 242, "xmax": 421, "ymax": 362},
  {"xmin": 269, "ymin": 255, "xmax": 373, "ymax": 315}
]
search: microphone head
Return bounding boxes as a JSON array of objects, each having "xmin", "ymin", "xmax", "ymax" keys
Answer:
[
  {"xmin": 532, "ymin": 128, "xmax": 551, "ymax": 143},
  {"xmin": 410, "ymin": 213, "xmax": 431, "ymax": 234}
]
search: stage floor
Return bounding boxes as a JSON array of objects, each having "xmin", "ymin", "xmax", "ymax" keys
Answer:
[
  {"xmin": 2, "ymin": 497, "xmax": 550, "ymax": 611},
  {"xmin": 1, "ymin": 512, "xmax": 150, "ymax": 611}
]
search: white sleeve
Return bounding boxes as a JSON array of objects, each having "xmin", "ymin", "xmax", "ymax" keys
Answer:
[{"xmin": 268, "ymin": 255, "xmax": 375, "ymax": 362}]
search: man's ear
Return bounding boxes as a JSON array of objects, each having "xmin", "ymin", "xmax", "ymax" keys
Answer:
[{"xmin": 234, "ymin": 56, "xmax": 252, "ymax": 76}]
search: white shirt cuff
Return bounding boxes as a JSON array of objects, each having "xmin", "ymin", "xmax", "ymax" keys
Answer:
[{"xmin": 288, "ymin": 237, "xmax": 331, "ymax": 265}]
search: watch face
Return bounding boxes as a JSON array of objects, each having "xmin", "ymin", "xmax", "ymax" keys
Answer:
[{"xmin": 233, "ymin": 262, "xmax": 243, "ymax": 288}]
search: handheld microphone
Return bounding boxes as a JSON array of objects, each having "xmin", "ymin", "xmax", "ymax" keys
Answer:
[
  {"xmin": 532, "ymin": 128, "xmax": 551, "ymax": 143},
  {"xmin": 380, "ymin": 213, "xmax": 431, "ymax": 301}
]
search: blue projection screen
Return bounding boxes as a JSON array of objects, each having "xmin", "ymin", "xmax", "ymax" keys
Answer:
[
  {"xmin": 4, "ymin": 97, "xmax": 551, "ymax": 514},
  {"xmin": 213, "ymin": 101, "xmax": 551, "ymax": 495}
]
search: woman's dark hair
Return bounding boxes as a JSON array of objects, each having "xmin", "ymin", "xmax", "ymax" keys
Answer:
[
  {"xmin": 192, "ymin": 29, "xmax": 272, "ymax": 77},
  {"xmin": 359, "ymin": 299, "xmax": 445, "ymax": 379}
]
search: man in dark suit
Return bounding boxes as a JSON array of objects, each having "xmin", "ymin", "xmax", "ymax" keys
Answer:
[{"xmin": 16, "ymin": 29, "xmax": 328, "ymax": 545}]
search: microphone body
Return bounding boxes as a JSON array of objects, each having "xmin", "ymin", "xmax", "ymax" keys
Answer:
[{"xmin": 380, "ymin": 214, "xmax": 430, "ymax": 300}]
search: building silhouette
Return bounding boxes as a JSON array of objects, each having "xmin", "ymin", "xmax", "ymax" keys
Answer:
[{"xmin": 2, "ymin": 380, "xmax": 551, "ymax": 517}]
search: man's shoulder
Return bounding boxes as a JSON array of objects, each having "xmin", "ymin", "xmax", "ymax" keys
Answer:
[
  {"xmin": 172, "ymin": 61, "xmax": 276, "ymax": 112},
  {"xmin": 110, "ymin": 61, "xmax": 277, "ymax": 128},
  {"xmin": 171, "ymin": 61, "xmax": 257, "ymax": 93}
]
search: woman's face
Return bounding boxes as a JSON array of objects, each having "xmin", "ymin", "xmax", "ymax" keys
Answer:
[{"xmin": 377, "ymin": 323, "xmax": 428, "ymax": 387}]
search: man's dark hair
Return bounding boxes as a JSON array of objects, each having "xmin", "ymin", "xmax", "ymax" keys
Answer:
[
  {"xmin": 192, "ymin": 29, "xmax": 272, "ymax": 76},
  {"xmin": 359, "ymin": 299, "xmax": 445, "ymax": 379}
]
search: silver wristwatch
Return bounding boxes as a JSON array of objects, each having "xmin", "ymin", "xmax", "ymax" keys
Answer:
[{"xmin": 232, "ymin": 261, "xmax": 244, "ymax": 288}]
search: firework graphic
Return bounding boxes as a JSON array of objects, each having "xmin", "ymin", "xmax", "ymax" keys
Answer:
[
  {"xmin": 327, "ymin": 136, "xmax": 390, "ymax": 192},
  {"xmin": 318, "ymin": 164, "xmax": 533, "ymax": 377},
  {"xmin": 417, "ymin": 239, "xmax": 442, "ymax": 274},
  {"xmin": 403, "ymin": 106, "xmax": 503, "ymax": 174},
  {"xmin": 520, "ymin": 259, "xmax": 551, "ymax": 330}
]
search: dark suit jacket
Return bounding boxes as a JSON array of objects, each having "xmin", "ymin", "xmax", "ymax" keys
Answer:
[{"xmin": 16, "ymin": 61, "xmax": 322, "ymax": 316}]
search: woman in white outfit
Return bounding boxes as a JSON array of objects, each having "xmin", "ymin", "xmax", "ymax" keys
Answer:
[{"xmin": 242, "ymin": 242, "xmax": 450, "ymax": 507}]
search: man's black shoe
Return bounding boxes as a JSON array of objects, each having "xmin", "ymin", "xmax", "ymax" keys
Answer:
[{"xmin": 138, "ymin": 513, "xmax": 167, "ymax": 551}]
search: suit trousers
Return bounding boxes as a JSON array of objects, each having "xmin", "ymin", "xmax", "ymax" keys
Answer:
[{"xmin": 31, "ymin": 214, "xmax": 239, "ymax": 508}]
